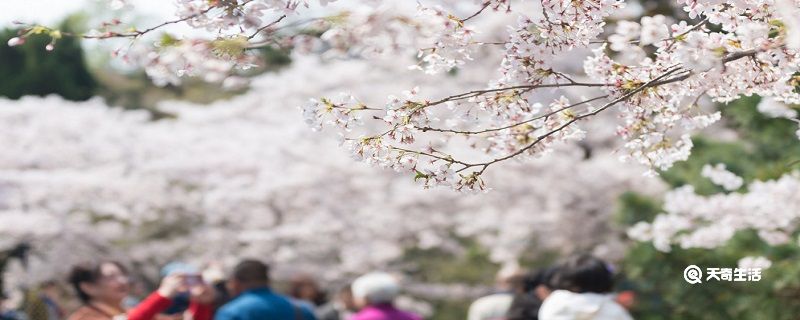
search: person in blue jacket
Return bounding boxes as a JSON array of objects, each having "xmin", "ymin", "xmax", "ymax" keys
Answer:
[{"xmin": 214, "ymin": 259, "xmax": 316, "ymax": 320}]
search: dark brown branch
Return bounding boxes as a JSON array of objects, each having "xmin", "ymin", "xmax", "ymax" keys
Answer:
[
  {"xmin": 456, "ymin": 66, "xmax": 685, "ymax": 172},
  {"xmin": 81, "ymin": 6, "xmax": 217, "ymax": 39},
  {"xmin": 722, "ymin": 49, "xmax": 759, "ymax": 63},
  {"xmin": 462, "ymin": 3, "xmax": 490, "ymax": 22},
  {"xmin": 248, "ymin": 15, "xmax": 288, "ymax": 39}
]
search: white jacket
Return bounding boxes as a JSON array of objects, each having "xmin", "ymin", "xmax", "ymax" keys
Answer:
[
  {"xmin": 538, "ymin": 290, "xmax": 633, "ymax": 320},
  {"xmin": 467, "ymin": 293, "xmax": 514, "ymax": 320}
]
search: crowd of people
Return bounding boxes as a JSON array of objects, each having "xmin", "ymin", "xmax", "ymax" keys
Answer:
[
  {"xmin": 471, "ymin": 254, "xmax": 634, "ymax": 320},
  {"xmin": 1, "ymin": 254, "xmax": 634, "ymax": 320}
]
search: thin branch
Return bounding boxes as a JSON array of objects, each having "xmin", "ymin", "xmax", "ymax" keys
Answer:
[
  {"xmin": 81, "ymin": 6, "xmax": 217, "ymax": 39},
  {"xmin": 426, "ymin": 82, "xmax": 613, "ymax": 107},
  {"xmin": 246, "ymin": 16, "xmax": 331, "ymax": 48},
  {"xmin": 591, "ymin": 17, "xmax": 708, "ymax": 46},
  {"xmin": 462, "ymin": 3, "xmax": 491, "ymax": 22},
  {"xmin": 722, "ymin": 49, "xmax": 759, "ymax": 63},
  {"xmin": 457, "ymin": 66, "xmax": 684, "ymax": 171},
  {"xmin": 248, "ymin": 15, "xmax": 287, "ymax": 39},
  {"xmin": 417, "ymin": 94, "xmax": 609, "ymax": 135},
  {"xmin": 389, "ymin": 146, "xmax": 471, "ymax": 166}
]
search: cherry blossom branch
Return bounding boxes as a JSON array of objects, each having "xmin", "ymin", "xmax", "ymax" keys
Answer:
[
  {"xmin": 80, "ymin": 6, "xmax": 218, "ymax": 39},
  {"xmin": 389, "ymin": 146, "xmax": 472, "ymax": 167},
  {"xmin": 722, "ymin": 49, "xmax": 760, "ymax": 63},
  {"xmin": 451, "ymin": 66, "xmax": 685, "ymax": 174},
  {"xmin": 425, "ymin": 82, "xmax": 613, "ymax": 107},
  {"xmin": 461, "ymin": 3, "xmax": 491, "ymax": 22},
  {"xmin": 416, "ymin": 94, "xmax": 609, "ymax": 135},
  {"xmin": 248, "ymin": 15, "xmax": 288, "ymax": 39},
  {"xmin": 591, "ymin": 17, "xmax": 709, "ymax": 46},
  {"xmin": 245, "ymin": 14, "xmax": 374, "ymax": 49}
]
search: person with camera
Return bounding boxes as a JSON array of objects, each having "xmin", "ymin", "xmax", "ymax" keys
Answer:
[{"xmin": 67, "ymin": 261, "xmax": 214, "ymax": 320}]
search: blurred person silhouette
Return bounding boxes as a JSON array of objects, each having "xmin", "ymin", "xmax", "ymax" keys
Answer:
[
  {"xmin": 21, "ymin": 285, "xmax": 49, "ymax": 320},
  {"xmin": 538, "ymin": 254, "xmax": 633, "ymax": 320},
  {"xmin": 66, "ymin": 260, "xmax": 213, "ymax": 320},
  {"xmin": 288, "ymin": 274, "xmax": 327, "ymax": 309},
  {"xmin": 214, "ymin": 259, "xmax": 316, "ymax": 320},
  {"xmin": 316, "ymin": 285, "xmax": 357, "ymax": 320},
  {"xmin": 200, "ymin": 263, "xmax": 230, "ymax": 311},
  {"xmin": 38, "ymin": 281, "xmax": 63, "ymax": 320},
  {"xmin": 121, "ymin": 279, "xmax": 147, "ymax": 310},
  {"xmin": 467, "ymin": 265, "xmax": 526, "ymax": 320},
  {"xmin": 350, "ymin": 272, "xmax": 421, "ymax": 320},
  {"xmin": 158, "ymin": 263, "xmax": 200, "ymax": 316},
  {"xmin": 1, "ymin": 291, "xmax": 27, "ymax": 320},
  {"xmin": 505, "ymin": 267, "xmax": 559, "ymax": 320},
  {"xmin": 22, "ymin": 280, "xmax": 65, "ymax": 320}
]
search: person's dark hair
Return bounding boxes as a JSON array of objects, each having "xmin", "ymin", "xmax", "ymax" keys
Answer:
[
  {"xmin": 68, "ymin": 261, "xmax": 127, "ymax": 303},
  {"xmin": 506, "ymin": 273, "xmax": 528, "ymax": 294},
  {"xmin": 518, "ymin": 266, "xmax": 557, "ymax": 293},
  {"xmin": 40, "ymin": 279, "xmax": 59, "ymax": 289},
  {"xmin": 506, "ymin": 267, "xmax": 558, "ymax": 320},
  {"xmin": 232, "ymin": 259, "xmax": 269, "ymax": 285},
  {"xmin": 552, "ymin": 254, "xmax": 613, "ymax": 293},
  {"xmin": 288, "ymin": 274, "xmax": 327, "ymax": 306}
]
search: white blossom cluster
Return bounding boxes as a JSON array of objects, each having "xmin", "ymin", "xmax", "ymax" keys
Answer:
[
  {"xmin": 738, "ymin": 255, "xmax": 773, "ymax": 270},
  {"xmin": 298, "ymin": 0, "xmax": 800, "ymax": 189},
  {"xmin": 701, "ymin": 163, "xmax": 744, "ymax": 191},
  {"xmin": 628, "ymin": 170, "xmax": 800, "ymax": 252},
  {"xmin": 129, "ymin": 38, "xmax": 257, "ymax": 88},
  {"xmin": 21, "ymin": 0, "xmax": 793, "ymax": 191},
  {"xmin": 0, "ymin": 55, "xmax": 662, "ymax": 289},
  {"xmin": 175, "ymin": 0, "xmax": 338, "ymax": 28}
]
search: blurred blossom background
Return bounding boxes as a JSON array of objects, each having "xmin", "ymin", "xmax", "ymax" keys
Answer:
[{"xmin": 1, "ymin": 1, "xmax": 800, "ymax": 319}]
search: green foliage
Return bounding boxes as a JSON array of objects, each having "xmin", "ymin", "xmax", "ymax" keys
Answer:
[
  {"xmin": 94, "ymin": 70, "xmax": 245, "ymax": 117},
  {"xmin": 619, "ymin": 96, "xmax": 800, "ymax": 319},
  {"xmin": 0, "ymin": 24, "xmax": 96, "ymax": 101},
  {"xmin": 400, "ymin": 240, "xmax": 498, "ymax": 320},
  {"xmin": 623, "ymin": 233, "xmax": 800, "ymax": 319},
  {"xmin": 402, "ymin": 236, "xmax": 561, "ymax": 320},
  {"xmin": 659, "ymin": 96, "xmax": 800, "ymax": 194},
  {"xmin": 404, "ymin": 239, "xmax": 500, "ymax": 285},
  {"xmin": 615, "ymin": 192, "xmax": 663, "ymax": 226},
  {"xmin": 427, "ymin": 299, "xmax": 470, "ymax": 320},
  {"xmin": 259, "ymin": 45, "xmax": 292, "ymax": 68},
  {"xmin": 95, "ymin": 42, "xmax": 291, "ymax": 114}
]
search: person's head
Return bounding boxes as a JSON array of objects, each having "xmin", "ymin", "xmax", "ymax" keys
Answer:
[
  {"xmin": 530, "ymin": 266, "xmax": 559, "ymax": 300},
  {"xmin": 505, "ymin": 266, "xmax": 560, "ymax": 320},
  {"xmin": 336, "ymin": 285, "xmax": 357, "ymax": 312},
  {"xmin": 68, "ymin": 261, "xmax": 130, "ymax": 306},
  {"xmin": 494, "ymin": 263, "xmax": 526, "ymax": 292},
  {"xmin": 552, "ymin": 254, "xmax": 613, "ymax": 294},
  {"xmin": 0, "ymin": 291, "xmax": 10, "ymax": 311},
  {"xmin": 226, "ymin": 259, "xmax": 269, "ymax": 297},
  {"xmin": 351, "ymin": 272, "xmax": 399, "ymax": 308},
  {"xmin": 39, "ymin": 280, "xmax": 60, "ymax": 299},
  {"xmin": 288, "ymin": 274, "xmax": 326, "ymax": 306}
]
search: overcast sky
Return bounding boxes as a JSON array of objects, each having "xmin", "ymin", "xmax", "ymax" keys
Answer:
[{"xmin": 0, "ymin": 0, "xmax": 172, "ymax": 26}]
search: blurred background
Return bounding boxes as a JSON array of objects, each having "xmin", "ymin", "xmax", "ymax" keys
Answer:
[{"xmin": 1, "ymin": 1, "xmax": 800, "ymax": 319}]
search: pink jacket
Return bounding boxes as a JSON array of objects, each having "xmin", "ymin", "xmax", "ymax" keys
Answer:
[{"xmin": 351, "ymin": 304, "xmax": 422, "ymax": 320}]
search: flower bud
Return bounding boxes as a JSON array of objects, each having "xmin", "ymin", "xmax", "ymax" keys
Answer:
[{"xmin": 7, "ymin": 37, "xmax": 24, "ymax": 47}]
